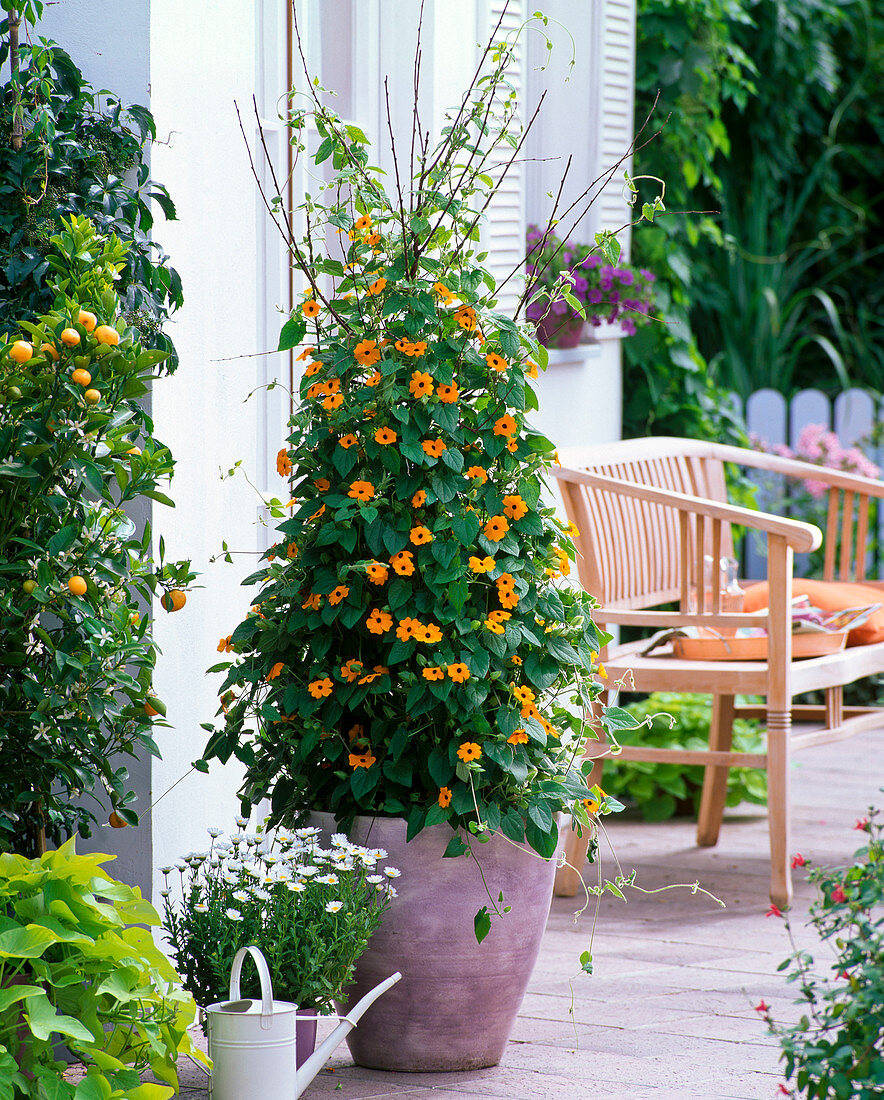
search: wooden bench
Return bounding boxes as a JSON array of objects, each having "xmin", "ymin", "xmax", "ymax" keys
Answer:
[{"xmin": 553, "ymin": 436, "xmax": 884, "ymax": 906}]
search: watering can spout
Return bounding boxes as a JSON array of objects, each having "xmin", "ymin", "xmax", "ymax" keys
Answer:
[{"xmin": 294, "ymin": 972, "xmax": 401, "ymax": 1097}]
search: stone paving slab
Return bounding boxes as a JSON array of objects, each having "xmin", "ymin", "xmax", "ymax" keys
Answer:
[{"xmin": 142, "ymin": 726, "xmax": 879, "ymax": 1098}]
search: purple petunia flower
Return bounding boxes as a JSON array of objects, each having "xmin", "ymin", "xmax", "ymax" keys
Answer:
[
  {"xmin": 587, "ymin": 288, "xmax": 603, "ymax": 304},
  {"xmin": 616, "ymin": 269, "xmax": 634, "ymax": 286},
  {"xmin": 573, "ymin": 276, "xmax": 588, "ymax": 297},
  {"xmin": 620, "ymin": 317, "xmax": 636, "ymax": 335}
]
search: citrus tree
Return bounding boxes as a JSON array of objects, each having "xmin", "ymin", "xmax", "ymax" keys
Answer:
[{"xmin": 0, "ymin": 215, "xmax": 193, "ymax": 856}]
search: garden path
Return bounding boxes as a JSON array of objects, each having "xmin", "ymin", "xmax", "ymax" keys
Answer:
[{"xmin": 170, "ymin": 725, "xmax": 878, "ymax": 1100}]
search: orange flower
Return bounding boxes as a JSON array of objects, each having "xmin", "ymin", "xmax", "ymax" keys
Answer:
[
  {"xmin": 511, "ymin": 655, "xmax": 523, "ymax": 665},
  {"xmin": 328, "ymin": 585, "xmax": 350, "ymax": 605},
  {"xmin": 484, "ymin": 619, "xmax": 505, "ymax": 634},
  {"xmin": 512, "ymin": 684, "xmax": 536, "ymax": 706},
  {"xmin": 405, "ymin": 341, "xmax": 427, "ymax": 357},
  {"xmin": 365, "ymin": 561, "xmax": 389, "ymax": 584},
  {"xmin": 355, "ymin": 214, "xmax": 372, "ymax": 231},
  {"xmin": 465, "ymin": 465, "xmax": 487, "ymax": 483},
  {"xmin": 438, "ymin": 786, "xmax": 453, "ymax": 807},
  {"xmin": 415, "ymin": 622, "xmax": 442, "ymax": 644},
  {"xmin": 454, "ymin": 305, "xmax": 477, "ymax": 331},
  {"xmin": 348, "ymin": 480, "xmax": 375, "ymax": 502},
  {"xmin": 394, "ymin": 337, "xmax": 410, "ymax": 353},
  {"xmin": 447, "ymin": 663, "xmax": 470, "ymax": 683},
  {"xmin": 433, "ymin": 281, "xmax": 454, "ymax": 302},
  {"xmin": 508, "ymin": 729, "xmax": 529, "ymax": 745},
  {"xmin": 506, "ymin": 439, "xmax": 519, "ymax": 453},
  {"xmin": 488, "ymin": 610, "xmax": 511, "ymax": 624},
  {"xmin": 498, "ymin": 587, "xmax": 519, "ymax": 609},
  {"xmin": 296, "ymin": 347, "xmax": 315, "ymax": 362},
  {"xmin": 422, "ymin": 438, "xmax": 446, "ymax": 458},
  {"xmin": 375, "ymin": 426, "xmax": 398, "ymax": 445},
  {"xmin": 308, "ymin": 504, "xmax": 326, "ymax": 521},
  {"xmin": 306, "ymin": 382, "xmax": 324, "ymax": 400},
  {"xmin": 348, "ymin": 722, "xmax": 366, "ymax": 742},
  {"xmin": 422, "ymin": 666, "xmax": 445, "ymax": 681},
  {"xmin": 493, "ymin": 414, "xmax": 517, "ymax": 438},
  {"xmin": 365, "ymin": 231, "xmax": 381, "ymax": 247},
  {"xmin": 555, "ymin": 547, "xmax": 571, "ymax": 576},
  {"xmin": 437, "ymin": 382, "xmax": 459, "ymax": 403},
  {"xmin": 409, "ymin": 371, "xmax": 434, "ymax": 398},
  {"xmin": 341, "ymin": 659, "xmax": 363, "ymax": 683},
  {"xmin": 266, "ymin": 662, "xmax": 285, "ymax": 681},
  {"xmin": 354, "ymin": 339, "xmax": 381, "ymax": 365},
  {"xmin": 457, "ymin": 742, "xmax": 482, "ymax": 762},
  {"xmin": 366, "ymin": 609, "xmax": 393, "ymax": 634},
  {"xmin": 389, "ymin": 550, "xmax": 415, "ymax": 576},
  {"xmin": 323, "ymin": 392, "xmax": 344, "ymax": 411},
  {"xmin": 217, "ymin": 636, "xmax": 233, "ymax": 653},
  {"xmin": 503, "ymin": 495, "xmax": 528, "ymax": 521},
  {"xmin": 349, "ymin": 751, "xmax": 377, "ymax": 769},
  {"xmin": 287, "ymin": 542, "xmax": 298, "ymax": 559},
  {"xmin": 410, "ymin": 524, "xmax": 433, "ymax": 545},
  {"xmin": 302, "ymin": 299, "xmax": 320, "ymax": 318},
  {"xmin": 276, "ymin": 449, "xmax": 292, "ymax": 476},
  {"xmin": 302, "ymin": 593, "xmax": 322, "ymax": 610},
  {"xmin": 339, "ymin": 433, "xmax": 358, "ymax": 449},
  {"xmin": 484, "ymin": 515, "xmax": 510, "ymax": 541},
  {"xmin": 314, "ymin": 478, "xmax": 331, "ymax": 492},
  {"xmin": 304, "ymin": 361, "xmax": 322, "ymax": 377},
  {"xmin": 308, "ymin": 677, "xmax": 334, "ymax": 698},
  {"xmin": 396, "ymin": 617, "xmax": 418, "ymax": 642},
  {"xmin": 366, "ymin": 277, "xmax": 387, "ymax": 295},
  {"xmin": 469, "ymin": 555, "xmax": 495, "ymax": 573},
  {"xmin": 563, "ymin": 521, "xmax": 580, "ymax": 537},
  {"xmin": 496, "ymin": 572, "xmax": 515, "ymax": 589},
  {"xmin": 486, "ymin": 352, "xmax": 507, "ymax": 373},
  {"xmin": 411, "ymin": 489, "xmax": 427, "ymax": 508}
]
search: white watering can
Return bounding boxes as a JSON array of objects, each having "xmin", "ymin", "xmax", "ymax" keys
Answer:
[{"xmin": 203, "ymin": 945, "xmax": 401, "ymax": 1100}]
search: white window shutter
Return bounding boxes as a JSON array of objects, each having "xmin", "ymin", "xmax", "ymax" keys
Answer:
[
  {"xmin": 594, "ymin": 0, "xmax": 637, "ymax": 258},
  {"xmin": 481, "ymin": 0, "xmax": 525, "ymax": 317}
]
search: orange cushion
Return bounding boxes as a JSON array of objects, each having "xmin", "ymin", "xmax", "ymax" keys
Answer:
[{"xmin": 742, "ymin": 579, "xmax": 884, "ymax": 646}]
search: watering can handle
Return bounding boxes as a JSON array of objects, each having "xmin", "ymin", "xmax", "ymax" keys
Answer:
[{"xmin": 228, "ymin": 945, "xmax": 274, "ymax": 1029}]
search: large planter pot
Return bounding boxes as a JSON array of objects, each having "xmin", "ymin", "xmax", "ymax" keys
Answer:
[
  {"xmin": 312, "ymin": 813, "xmax": 555, "ymax": 1072},
  {"xmin": 534, "ymin": 311, "xmax": 585, "ymax": 349}
]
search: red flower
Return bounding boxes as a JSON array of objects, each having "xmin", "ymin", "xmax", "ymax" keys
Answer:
[
  {"xmin": 830, "ymin": 884, "xmax": 847, "ymax": 903},
  {"xmin": 778, "ymin": 1086, "xmax": 791, "ymax": 1096},
  {"xmin": 765, "ymin": 904, "xmax": 783, "ymax": 918},
  {"xmin": 855, "ymin": 816, "xmax": 870, "ymax": 831},
  {"xmin": 754, "ymin": 1000, "xmax": 770, "ymax": 1014},
  {"xmin": 790, "ymin": 853, "xmax": 806, "ymax": 869}
]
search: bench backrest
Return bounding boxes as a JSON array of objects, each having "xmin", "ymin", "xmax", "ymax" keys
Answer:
[{"xmin": 555, "ymin": 438, "xmax": 735, "ymax": 610}]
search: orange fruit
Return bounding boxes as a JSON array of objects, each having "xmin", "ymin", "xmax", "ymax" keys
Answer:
[
  {"xmin": 5, "ymin": 386, "xmax": 22, "ymax": 400},
  {"xmin": 22, "ymin": 579, "xmax": 36, "ymax": 594},
  {"xmin": 144, "ymin": 696, "xmax": 164, "ymax": 716},
  {"xmin": 60, "ymin": 328, "xmax": 81, "ymax": 347},
  {"xmin": 161, "ymin": 589, "xmax": 187, "ymax": 612},
  {"xmin": 71, "ymin": 368, "xmax": 92, "ymax": 387},
  {"xmin": 9, "ymin": 340, "xmax": 32, "ymax": 363},
  {"xmin": 67, "ymin": 575, "xmax": 87, "ymax": 596},
  {"xmin": 84, "ymin": 389, "xmax": 101, "ymax": 404},
  {"xmin": 94, "ymin": 325, "xmax": 120, "ymax": 346},
  {"xmin": 40, "ymin": 343, "xmax": 59, "ymax": 361},
  {"xmin": 126, "ymin": 446, "xmax": 142, "ymax": 456},
  {"xmin": 78, "ymin": 310, "xmax": 97, "ymax": 332},
  {"xmin": 108, "ymin": 811, "xmax": 128, "ymax": 828}
]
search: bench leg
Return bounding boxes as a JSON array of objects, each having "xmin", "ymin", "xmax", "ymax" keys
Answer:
[
  {"xmin": 555, "ymin": 709, "xmax": 605, "ymax": 898},
  {"xmin": 767, "ymin": 710, "xmax": 793, "ymax": 909},
  {"xmin": 696, "ymin": 694, "xmax": 736, "ymax": 847}
]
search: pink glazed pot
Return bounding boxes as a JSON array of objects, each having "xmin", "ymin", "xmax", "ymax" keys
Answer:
[{"xmin": 313, "ymin": 813, "xmax": 555, "ymax": 1072}]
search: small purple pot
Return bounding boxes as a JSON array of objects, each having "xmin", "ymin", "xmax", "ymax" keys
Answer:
[
  {"xmin": 313, "ymin": 813, "xmax": 555, "ymax": 1072},
  {"xmin": 296, "ymin": 1006, "xmax": 317, "ymax": 1070},
  {"xmin": 534, "ymin": 311, "xmax": 585, "ymax": 349}
]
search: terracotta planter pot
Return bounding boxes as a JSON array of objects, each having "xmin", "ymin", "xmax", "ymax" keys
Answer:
[
  {"xmin": 312, "ymin": 813, "xmax": 555, "ymax": 1072},
  {"xmin": 534, "ymin": 311, "xmax": 585, "ymax": 349}
]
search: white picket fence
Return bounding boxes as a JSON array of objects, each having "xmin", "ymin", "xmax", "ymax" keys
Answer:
[{"xmin": 734, "ymin": 388, "xmax": 884, "ymax": 579}]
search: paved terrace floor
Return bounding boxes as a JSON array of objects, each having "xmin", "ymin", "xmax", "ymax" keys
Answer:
[{"xmin": 165, "ymin": 726, "xmax": 878, "ymax": 1100}]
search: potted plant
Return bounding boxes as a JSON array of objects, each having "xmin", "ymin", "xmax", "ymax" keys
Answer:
[
  {"xmin": 525, "ymin": 223, "xmax": 656, "ymax": 348},
  {"xmin": 0, "ymin": 216, "xmax": 194, "ymax": 856},
  {"xmin": 202, "ymin": 14, "xmax": 639, "ymax": 1072},
  {"xmin": 0, "ymin": 838, "xmax": 205, "ymax": 1098},
  {"xmin": 159, "ymin": 821, "xmax": 399, "ymax": 1067}
]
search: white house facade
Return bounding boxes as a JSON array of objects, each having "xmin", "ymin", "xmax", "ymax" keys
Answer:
[{"xmin": 37, "ymin": 0, "xmax": 636, "ymax": 906}]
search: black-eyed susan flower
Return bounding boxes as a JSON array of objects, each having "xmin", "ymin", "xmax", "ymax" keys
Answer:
[
  {"xmin": 328, "ymin": 585, "xmax": 350, "ymax": 605},
  {"xmin": 366, "ymin": 609, "xmax": 393, "ymax": 634},
  {"xmin": 341, "ymin": 659, "xmax": 363, "ymax": 683},
  {"xmin": 415, "ymin": 622, "xmax": 442, "ymax": 644},
  {"xmin": 465, "ymin": 465, "xmax": 487, "ymax": 483},
  {"xmin": 503, "ymin": 494, "xmax": 528, "ymax": 521},
  {"xmin": 456, "ymin": 741, "xmax": 482, "ymax": 761},
  {"xmin": 277, "ymin": 448, "xmax": 293, "ymax": 476},
  {"xmin": 302, "ymin": 299, "xmax": 320, "ymax": 318},
  {"xmin": 433, "ymin": 281, "xmax": 454, "ymax": 302},
  {"xmin": 366, "ymin": 277, "xmax": 387, "ymax": 295},
  {"xmin": 396, "ymin": 617, "xmax": 418, "ymax": 642},
  {"xmin": 493, "ymin": 414, "xmax": 517, "ymax": 438},
  {"xmin": 454, "ymin": 305, "xmax": 477, "ymax": 330},
  {"xmin": 484, "ymin": 515, "xmax": 510, "ymax": 541},
  {"xmin": 438, "ymin": 786, "xmax": 453, "ymax": 807},
  {"xmin": 349, "ymin": 751, "xmax": 377, "ymax": 769},
  {"xmin": 354, "ymin": 339, "xmax": 381, "ymax": 365},
  {"xmin": 323, "ymin": 392, "xmax": 344, "ymax": 411},
  {"xmin": 447, "ymin": 663, "xmax": 470, "ymax": 683},
  {"xmin": 266, "ymin": 662, "xmax": 285, "ymax": 681},
  {"xmin": 411, "ymin": 489, "xmax": 427, "ymax": 508},
  {"xmin": 348, "ymin": 480, "xmax": 375, "ymax": 502},
  {"xmin": 409, "ymin": 371, "xmax": 434, "ymax": 398},
  {"xmin": 508, "ymin": 729, "xmax": 529, "ymax": 745},
  {"xmin": 301, "ymin": 593, "xmax": 321, "ymax": 610},
  {"xmin": 296, "ymin": 346, "xmax": 315, "ymax": 361},
  {"xmin": 365, "ymin": 561, "xmax": 389, "ymax": 584},
  {"xmin": 485, "ymin": 352, "xmax": 507, "ymax": 373},
  {"xmin": 469, "ymin": 555, "xmax": 495, "ymax": 573},
  {"xmin": 389, "ymin": 550, "xmax": 415, "ymax": 576},
  {"xmin": 422, "ymin": 666, "xmax": 445, "ymax": 681},
  {"xmin": 308, "ymin": 677, "xmax": 334, "ymax": 698},
  {"xmin": 375, "ymin": 426, "xmax": 397, "ymax": 445},
  {"xmin": 409, "ymin": 524, "xmax": 433, "ymax": 545},
  {"xmin": 354, "ymin": 214, "xmax": 372, "ymax": 231},
  {"xmin": 339, "ymin": 433, "xmax": 358, "ymax": 448},
  {"xmin": 422, "ymin": 438, "xmax": 446, "ymax": 457},
  {"xmin": 217, "ymin": 636, "xmax": 233, "ymax": 653},
  {"xmin": 437, "ymin": 382, "xmax": 459, "ymax": 403}
]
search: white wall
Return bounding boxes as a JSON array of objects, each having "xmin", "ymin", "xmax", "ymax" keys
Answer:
[{"xmin": 147, "ymin": 0, "xmax": 273, "ymax": 895}]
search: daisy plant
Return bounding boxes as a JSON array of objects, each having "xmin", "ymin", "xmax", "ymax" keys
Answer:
[
  {"xmin": 160, "ymin": 822, "xmax": 397, "ymax": 1013},
  {"xmin": 202, "ymin": 13, "xmax": 634, "ymax": 870}
]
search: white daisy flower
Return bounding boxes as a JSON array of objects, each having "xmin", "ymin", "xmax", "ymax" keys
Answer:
[
  {"xmin": 325, "ymin": 900, "xmax": 344, "ymax": 913},
  {"xmin": 295, "ymin": 826, "xmax": 321, "ymax": 839},
  {"xmin": 299, "ymin": 865, "xmax": 319, "ymax": 877},
  {"xmin": 369, "ymin": 848, "xmax": 388, "ymax": 860},
  {"xmin": 264, "ymin": 854, "xmax": 279, "ymax": 866},
  {"xmin": 315, "ymin": 873, "xmax": 339, "ymax": 885},
  {"xmin": 222, "ymin": 873, "xmax": 237, "ymax": 885},
  {"xmin": 330, "ymin": 833, "xmax": 349, "ymax": 848},
  {"xmin": 244, "ymin": 864, "xmax": 261, "ymax": 879},
  {"xmin": 160, "ymin": 889, "xmax": 171, "ymax": 898},
  {"xmin": 159, "ymin": 865, "xmax": 173, "ymax": 875},
  {"xmin": 261, "ymin": 875, "xmax": 276, "ymax": 886},
  {"xmin": 174, "ymin": 861, "xmax": 187, "ymax": 871},
  {"xmin": 384, "ymin": 886, "xmax": 398, "ymax": 899},
  {"xmin": 194, "ymin": 903, "xmax": 209, "ymax": 913},
  {"xmin": 207, "ymin": 826, "xmax": 224, "ymax": 838},
  {"xmin": 225, "ymin": 908, "xmax": 244, "ymax": 921},
  {"xmin": 251, "ymin": 887, "xmax": 271, "ymax": 902},
  {"xmin": 235, "ymin": 816, "xmax": 249, "ymax": 828},
  {"xmin": 383, "ymin": 867, "xmax": 401, "ymax": 878},
  {"xmin": 366, "ymin": 875, "xmax": 383, "ymax": 884},
  {"xmin": 232, "ymin": 890, "xmax": 249, "ymax": 902},
  {"xmin": 287, "ymin": 881, "xmax": 306, "ymax": 893}
]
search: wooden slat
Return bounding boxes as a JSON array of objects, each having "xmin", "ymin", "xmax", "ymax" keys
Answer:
[
  {"xmin": 585, "ymin": 745, "xmax": 768, "ymax": 768},
  {"xmin": 679, "ymin": 511, "xmax": 690, "ymax": 610},
  {"xmin": 839, "ymin": 490, "xmax": 854, "ymax": 579},
  {"xmin": 824, "ymin": 489, "xmax": 839, "ymax": 580},
  {"xmin": 855, "ymin": 494, "xmax": 870, "ymax": 582}
]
